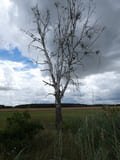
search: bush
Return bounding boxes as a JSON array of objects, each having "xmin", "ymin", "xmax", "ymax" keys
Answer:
[{"xmin": 0, "ymin": 111, "xmax": 44, "ymax": 158}]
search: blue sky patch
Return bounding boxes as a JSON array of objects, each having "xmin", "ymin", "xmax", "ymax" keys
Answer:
[{"xmin": 0, "ymin": 47, "xmax": 38, "ymax": 69}]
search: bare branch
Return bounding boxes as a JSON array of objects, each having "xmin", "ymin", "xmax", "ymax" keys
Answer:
[
  {"xmin": 43, "ymin": 80, "xmax": 54, "ymax": 87},
  {"xmin": 24, "ymin": 0, "xmax": 104, "ymax": 106},
  {"xmin": 22, "ymin": 29, "xmax": 41, "ymax": 43}
]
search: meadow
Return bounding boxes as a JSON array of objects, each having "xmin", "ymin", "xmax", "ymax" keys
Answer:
[
  {"xmin": 0, "ymin": 108, "xmax": 102, "ymax": 129},
  {"xmin": 0, "ymin": 107, "xmax": 120, "ymax": 160}
]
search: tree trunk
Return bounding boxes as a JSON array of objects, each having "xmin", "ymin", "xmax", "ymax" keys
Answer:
[{"xmin": 55, "ymin": 98, "xmax": 62, "ymax": 131}]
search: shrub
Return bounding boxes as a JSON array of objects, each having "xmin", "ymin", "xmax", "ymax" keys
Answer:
[{"xmin": 0, "ymin": 111, "xmax": 44, "ymax": 158}]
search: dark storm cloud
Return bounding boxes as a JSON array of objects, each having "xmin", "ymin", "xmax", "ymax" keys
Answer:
[
  {"xmin": 93, "ymin": 0, "xmax": 120, "ymax": 73},
  {"xmin": 0, "ymin": 86, "xmax": 12, "ymax": 91},
  {"xmin": 72, "ymin": 0, "xmax": 120, "ymax": 77},
  {"xmin": 8, "ymin": 0, "xmax": 120, "ymax": 77},
  {"xmin": 10, "ymin": 0, "xmax": 120, "ymax": 77}
]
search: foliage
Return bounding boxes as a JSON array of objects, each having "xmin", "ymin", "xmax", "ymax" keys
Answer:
[
  {"xmin": 24, "ymin": 108, "xmax": 120, "ymax": 160},
  {"xmin": 0, "ymin": 111, "xmax": 44, "ymax": 159},
  {"xmin": 1, "ymin": 108, "xmax": 120, "ymax": 159}
]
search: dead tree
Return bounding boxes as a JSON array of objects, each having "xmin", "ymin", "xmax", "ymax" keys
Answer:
[{"xmin": 24, "ymin": 0, "xmax": 104, "ymax": 131}]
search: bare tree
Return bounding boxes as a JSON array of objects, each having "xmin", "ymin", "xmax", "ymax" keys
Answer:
[{"xmin": 24, "ymin": 0, "xmax": 104, "ymax": 131}]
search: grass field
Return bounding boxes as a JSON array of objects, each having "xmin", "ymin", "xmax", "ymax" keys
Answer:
[
  {"xmin": 0, "ymin": 107, "xmax": 102, "ymax": 129},
  {"xmin": 1, "ymin": 107, "xmax": 120, "ymax": 160}
]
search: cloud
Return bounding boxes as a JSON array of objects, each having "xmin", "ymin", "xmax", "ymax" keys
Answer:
[
  {"xmin": 0, "ymin": 59, "xmax": 54, "ymax": 106},
  {"xmin": 79, "ymin": 72, "xmax": 120, "ymax": 104},
  {"xmin": 1, "ymin": 0, "xmax": 119, "ymax": 74},
  {"xmin": 0, "ymin": 0, "xmax": 120, "ymax": 105},
  {"xmin": 61, "ymin": 71, "xmax": 120, "ymax": 105},
  {"xmin": 0, "ymin": 57, "xmax": 120, "ymax": 106}
]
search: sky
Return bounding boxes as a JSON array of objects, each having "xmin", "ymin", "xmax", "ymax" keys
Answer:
[{"xmin": 0, "ymin": 0, "xmax": 120, "ymax": 106}]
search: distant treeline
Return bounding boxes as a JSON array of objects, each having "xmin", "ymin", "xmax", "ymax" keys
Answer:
[{"xmin": 0, "ymin": 103, "xmax": 120, "ymax": 109}]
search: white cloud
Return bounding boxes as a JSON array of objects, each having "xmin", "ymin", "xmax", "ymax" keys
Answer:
[
  {"xmin": 75, "ymin": 72, "xmax": 120, "ymax": 104},
  {"xmin": 0, "ymin": 60, "xmax": 54, "ymax": 106},
  {"xmin": 61, "ymin": 71, "xmax": 120, "ymax": 105},
  {"xmin": 0, "ymin": 0, "xmax": 120, "ymax": 105}
]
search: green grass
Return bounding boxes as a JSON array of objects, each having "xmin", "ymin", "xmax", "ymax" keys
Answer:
[
  {"xmin": 0, "ymin": 107, "xmax": 120, "ymax": 160},
  {"xmin": 0, "ymin": 112, "xmax": 12, "ymax": 129},
  {"xmin": 0, "ymin": 109, "xmax": 102, "ymax": 129}
]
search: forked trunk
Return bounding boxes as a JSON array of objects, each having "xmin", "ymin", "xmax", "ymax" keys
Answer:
[{"xmin": 55, "ymin": 98, "xmax": 62, "ymax": 131}]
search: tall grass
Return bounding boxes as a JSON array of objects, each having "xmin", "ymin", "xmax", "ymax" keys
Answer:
[
  {"xmin": 1, "ymin": 107, "xmax": 120, "ymax": 160},
  {"xmin": 36, "ymin": 107, "xmax": 120, "ymax": 160}
]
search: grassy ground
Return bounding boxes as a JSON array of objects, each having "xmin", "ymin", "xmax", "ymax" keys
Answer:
[
  {"xmin": 0, "ymin": 107, "xmax": 120, "ymax": 160},
  {"xmin": 0, "ymin": 108, "xmax": 102, "ymax": 129}
]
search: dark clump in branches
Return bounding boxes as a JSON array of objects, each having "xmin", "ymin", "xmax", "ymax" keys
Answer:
[{"xmin": 24, "ymin": 0, "xmax": 104, "ymax": 130}]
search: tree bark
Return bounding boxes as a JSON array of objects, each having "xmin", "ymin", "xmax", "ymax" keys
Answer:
[{"xmin": 55, "ymin": 98, "xmax": 62, "ymax": 131}]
